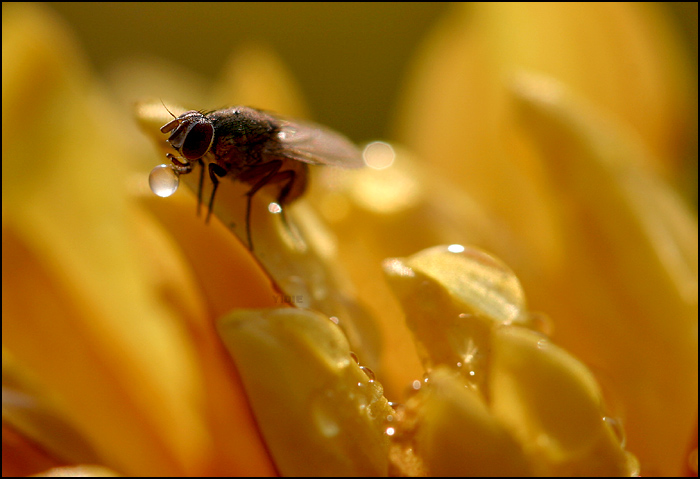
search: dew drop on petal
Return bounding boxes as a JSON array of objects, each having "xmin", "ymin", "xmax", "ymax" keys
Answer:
[
  {"xmin": 603, "ymin": 416, "xmax": 627, "ymax": 449},
  {"xmin": 447, "ymin": 244, "xmax": 465, "ymax": 253},
  {"xmin": 149, "ymin": 164, "xmax": 179, "ymax": 197},
  {"xmin": 529, "ymin": 311, "xmax": 554, "ymax": 336},
  {"xmin": 360, "ymin": 366, "xmax": 376, "ymax": 382}
]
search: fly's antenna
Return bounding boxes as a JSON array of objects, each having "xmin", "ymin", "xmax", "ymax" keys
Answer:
[{"xmin": 160, "ymin": 99, "xmax": 177, "ymax": 119}]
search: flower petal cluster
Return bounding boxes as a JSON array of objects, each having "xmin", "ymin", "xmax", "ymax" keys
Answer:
[{"xmin": 3, "ymin": 3, "xmax": 696, "ymax": 477}]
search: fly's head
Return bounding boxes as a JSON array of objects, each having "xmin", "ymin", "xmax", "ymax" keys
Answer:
[{"xmin": 160, "ymin": 110, "xmax": 215, "ymax": 161}]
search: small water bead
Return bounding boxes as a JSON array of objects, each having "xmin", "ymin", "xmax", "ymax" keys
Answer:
[
  {"xmin": 149, "ymin": 164, "xmax": 179, "ymax": 197},
  {"xmin": 529, "ymin": 311, "xmax": 554, "ymax": 336},
  {"xmin": 360, "ymin": 366, "xmax": 376, "ymax": 382},
  {"xmin": 349, "ymin": 351, "xmax": 360, "ymax": 364},
  {"xmin": 268, "ymin": 202, "xmax": 282, "ymax": 214},
  {"xmin": 602, "ymin": 416, "xmax": 626, "ymax": 449}
]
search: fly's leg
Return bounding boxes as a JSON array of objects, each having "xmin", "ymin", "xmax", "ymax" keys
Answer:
[
  {"xmin": 196, "ymin": 158, "xmax": 205, "ymax": 216},
  {"xmin": 238, "ymin": 161, "xmax": 285, "ymax": 251},
  {"xmin": 270, "ymin": 169, "xmax": 298, "ymax": 234},
  {"xmin": 206, "ymin": 163, "xmax": 228, "ymax": 223},
  {"xmin": 168, "ymin": 154, "xmax": 206, "ymax": 216},
  {"xmin": 167, "ymin": 153, "xmax": 192, "ymax": 174},
  {"xmin": 241, "ymin": 163, "xmax": 306, "ymax": 251}
]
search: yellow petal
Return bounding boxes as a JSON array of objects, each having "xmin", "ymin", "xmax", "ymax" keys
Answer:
[
  {"xmin": 512, "ymin": 74, "xmax": 697, "ymax": 476},
  {"xmin": 397, "ymin": 366, "xmax": 532, "ymax": 476},
  {"xmin": 490, "ymin": 326, "xmax": 638, "ymax": 475},
  {"xmin": 2, "ymin": 423, "xmax": 64, "ymax": 477},
  {"xmin": 382, "ymin": 245, "xmax": 530, "ymax": 382},
  {"xmin": 307, "ymin": 146, "xmax": 528, "ymax": 398},
  {"xmin": 397, "ymin": 3, "xmax": 694, "ymax": 179},
  {"xmin": 3, "ymin": 5, "xmax": 277, "ymax": 475},
  {"xmin": 217, "ymin": 307, "xmax": 392, "ymax": 476},
  {"xmin": 2, "ymin": 4, "xmax": 209, "ymax": 473},
  {"xmin": 2, "ymin": 349, "xmax": 101, "ymax": 466},
  {"xmin": 384, "ymin": 245, "xmax": 638, "ymax": 475}
]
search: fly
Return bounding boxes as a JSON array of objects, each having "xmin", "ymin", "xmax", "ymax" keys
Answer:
[{"xmin": 150, "ymin": 106, "xmax": 364, "ymax": 250}]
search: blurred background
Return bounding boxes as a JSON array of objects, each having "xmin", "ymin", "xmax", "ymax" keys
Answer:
[{"xmin": 44, "ymin": 2, "xmax": 449, "ymax": 142}]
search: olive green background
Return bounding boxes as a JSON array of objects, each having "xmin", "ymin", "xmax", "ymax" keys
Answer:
[{"xmin": 44, "ymin": 2, "xmax": 449, "ymax": 143}]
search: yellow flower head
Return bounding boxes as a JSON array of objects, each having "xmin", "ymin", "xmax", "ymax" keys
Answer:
[{"xmin": 3, "ymin": 3, "xmax": 697, "ymax": 477}]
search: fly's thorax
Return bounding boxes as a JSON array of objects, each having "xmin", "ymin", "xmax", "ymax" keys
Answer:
[{"xmin": 208, "ymin": 106, "xmax": 279, "ymax": 149}]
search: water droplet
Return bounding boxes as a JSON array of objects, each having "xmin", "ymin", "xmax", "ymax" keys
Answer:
[
  {"xmin": 149, "ymin": 164, "xmax": 179, "ymax": 197},
  {"xmin": 349, "ymin": 351, "xmax": 359, "ymax": 364},
  {"xmin": 529, "ymin": 311, "xmax": 554, "ymax": 336},
  {"xmin": 268, "ymin": 202, "xmax": 282, "ymax": 214},
  {"xmin": 447, "ymin": 244, "xmax": 465, "ymax": 253},
  {"xmin": 411, "ymin": 380, "xmax": 422, "ymax": 390},
  {"xmin": 363, "ymin": 141, "xmax": 395, "ymax": 170},
  {"xmin": 603, "ymin": 416, "xmax": 626, "ymax": 448},
  {"xmin": 329, "ymin": 316, "xmax": 339, "ymax": 325},
  {"xmin": 360, "ymin": 366, "xmax": 375, "ymax": 382},
  {"xmin": 385, "ymin": 426, "xmax": 396, "ymax": 436}
]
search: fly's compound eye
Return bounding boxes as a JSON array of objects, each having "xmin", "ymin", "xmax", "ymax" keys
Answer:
[{"xmin": 162, "ymin": 111, "xmax": 215, "ymax": 161}]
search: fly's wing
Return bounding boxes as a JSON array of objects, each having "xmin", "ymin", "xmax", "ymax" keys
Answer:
[{"xmin": 274, "ymin": 119, "xmax": 365, "ymax": 169}]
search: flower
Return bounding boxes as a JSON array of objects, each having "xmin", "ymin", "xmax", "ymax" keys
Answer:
[{"xmin": 3, "ymin": 2, "xmax": 697, "ymax": 477}]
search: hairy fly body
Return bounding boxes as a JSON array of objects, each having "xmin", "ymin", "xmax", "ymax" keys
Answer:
[{"xmin": 157, "ymin": 106, "xmax": 364, "ymax": 250}]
